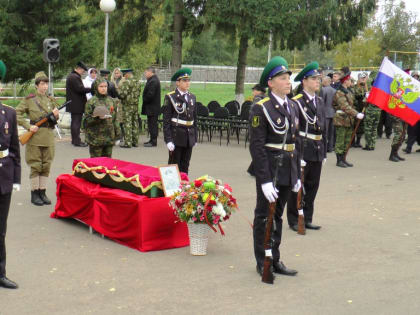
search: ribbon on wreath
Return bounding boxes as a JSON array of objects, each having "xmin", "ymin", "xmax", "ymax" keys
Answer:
[{"xmin": 203, "ymin": 192, "xmax": 225, "ymax": 236}]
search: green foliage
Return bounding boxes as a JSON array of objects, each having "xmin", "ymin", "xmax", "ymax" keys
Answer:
[{"xmin": 0, "ymin": 0, "xmax": 102, "ymax": 83}]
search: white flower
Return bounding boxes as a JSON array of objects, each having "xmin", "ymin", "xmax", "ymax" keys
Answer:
[{"xmin": 212, "ymin": 202, "xmax": 226, "ymax": 218}]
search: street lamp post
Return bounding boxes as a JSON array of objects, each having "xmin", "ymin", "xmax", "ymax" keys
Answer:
[{"xmin": 100, "ymin": 0, "xmax": 116, "ymax": 69}]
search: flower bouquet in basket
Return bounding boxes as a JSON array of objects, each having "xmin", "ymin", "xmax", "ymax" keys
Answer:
[{"xmin": 169, "ymin": 175, "xmax": 238, "ymax": 255}]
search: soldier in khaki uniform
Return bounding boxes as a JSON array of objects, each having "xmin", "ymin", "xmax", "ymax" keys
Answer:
[
  {"xmin": 118, "ymin": 69, "xmax": 141, "ymax": 148},
  {"xmin": 332, "ymin": 68, "xmax": 364, "ymax": 168},
  {"xmin": 16, "ymin": 72, "xmax": 59, "ymax": 206}
]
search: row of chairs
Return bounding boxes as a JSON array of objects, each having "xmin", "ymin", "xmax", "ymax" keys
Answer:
[{"xmin": 151, "ymin": 100, "xmax": 253, "ymax": 147}]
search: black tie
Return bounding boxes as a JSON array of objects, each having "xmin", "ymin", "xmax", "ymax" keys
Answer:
[{"xmin": 283, "ymin": 100, "xmax": 289, "ymax": 114}]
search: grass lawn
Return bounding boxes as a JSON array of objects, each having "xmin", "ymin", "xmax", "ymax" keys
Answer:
[{"xmin": 1, "ymin": 83, "xmax": 254, "ymax": 110}]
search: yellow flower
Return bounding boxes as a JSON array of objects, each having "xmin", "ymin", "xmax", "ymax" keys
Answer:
[{"xmin": 186, "ymin": 203, "xmax": 194, "ymax": 215}]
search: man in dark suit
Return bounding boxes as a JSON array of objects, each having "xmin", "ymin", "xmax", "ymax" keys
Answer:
[
  {"xmin": 0, "ymin": 60, "xmax": 21, "ymax": 289},
  {"xmin": 321, "ymin": 76, "xmax": 337, "ymax": 152},
  {"xmin": 66, "ymin": 61, "xmax": 91, "ymax": 147},
  {"xmin": 249, "ymin": 56, "xmax": 299, "ymax": 278},
  {"xmin": 142, "ymin": 67, "xmax": 161, "ymax": 147},
  {"xmin": 163, "ymin": 68, "xmax": 197, "ymax": 174},
  {"xmin": 287, "ymin": 62, "xmax": 326, "ymax": 232}
]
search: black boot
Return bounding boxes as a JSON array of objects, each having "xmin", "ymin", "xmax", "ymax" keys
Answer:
[
  {"xmin": 403, "ymin": 147, "xmax": 411, "ymax": 154},
  {"xmin": 354, "ymin": 136, "xmax": 362, "ymax": 148},
  {"xmin": 336, "ymin": 154, "xmax": 347, "ymax": 168},
  {"xmin": 394, "ymin": 145, "xmax": 405, "ymax": 161},
  {"xmin": 31, "ymin": 190, "xmax": 44, "ymax": 206},
  {"xmin": 342, "ymin": 155, "xmax": 353, "ymax": 167},
  {"xmin": 389, "ymin": 147, "xmax": 399, "ymax": 162},
  {"xmin": 38, "ymin": 189, "xmax": 51, "ymax": 205}
]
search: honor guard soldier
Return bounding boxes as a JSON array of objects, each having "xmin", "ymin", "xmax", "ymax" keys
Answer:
[
  {"xmin": 16, "ymin": 72, "xmax": 59, "ymax": 206},
  {"xmin": 249, "ymin": 56, "xmax": 299, "ymax": 278},
  {"xmin": 118, "ymin": 68, "xmax": 141, "ymax": 148},
  {"xmin": 0, "ymin": 60, "xmax": 21, "ymax": 289},
  {"xmin": 332, "ymin": 67, "xmax": 364, "ymax": 168},
  {"xmin": 287, "ymin": 62, "xmax": 326, "ymax": 231},
  {"xmin": 163, "ymin": 68, "xmax": 197, "ymax": 174}
]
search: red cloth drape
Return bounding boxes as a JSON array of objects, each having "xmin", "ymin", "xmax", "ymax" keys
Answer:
[{"xmin": 51, "ymin": 174, "xmax": 189, "ymax": 252}]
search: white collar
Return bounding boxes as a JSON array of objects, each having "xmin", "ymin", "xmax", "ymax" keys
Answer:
[
  {"xmin": 303, "ymin": 90, "xmax": 316, "ymax": 101},
  {"xmin": 271, "ymin": 92, "xmax": 287, "ymax": 106},
  {"xmin": 177, "ymin": 88, "xmax": 188, "ymax": 96}
]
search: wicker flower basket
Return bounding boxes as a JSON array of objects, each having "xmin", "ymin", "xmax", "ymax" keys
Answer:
[{"xmin": 187, "ymin": 223, "xmax": 211, "ymax": 256}]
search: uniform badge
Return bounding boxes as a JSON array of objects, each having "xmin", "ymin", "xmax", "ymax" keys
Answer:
[
  {"xmin": 4, "ymin": 122, "xmax": 9, "ymax": 134},
  {"xmin": 277, "ymin": 118, "xmax": 281, "ymax": 124},
  {"xmin": 252, "ymin": 116, "xmax": 260, "ymax": 128}
]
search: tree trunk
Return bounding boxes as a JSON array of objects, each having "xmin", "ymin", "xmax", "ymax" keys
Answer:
[
  {"xmin": 235, "ymin": 33, "xmax": 249, "ymax": 106},
  {"xmin": 171, "ymin": 0, "xmax": 183, "ymax": 75}
]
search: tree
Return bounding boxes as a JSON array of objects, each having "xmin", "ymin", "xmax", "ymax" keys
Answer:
[
  {"xmin": 205, "ymin": 0, "xmax": 377, "ymax": 103},
  {"xmin": 333, "ymin": 27, "xmax": 382, "ymax": 68},
  {"xmin": 0, "ymin": 0, "xmax": 101, "ymax": 83},
  {"xmin": 378, "ymin": 0, "xmax": 419, "ymax": 68}
]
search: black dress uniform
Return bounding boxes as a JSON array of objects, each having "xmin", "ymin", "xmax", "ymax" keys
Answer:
[
  {"xmin": 250, "ymin": 92, "xmax": 300, "ymax": 271},
  {"xmin": 163, "ymin": 88, "xmax": 197, "ymax": 174},
  {"xmin": 287, "ymin": 91, "xmax": 326, "ymax": 229},
  {"xmin": 0, "ymin": 101, "xmax": 21, "ymax": 288}
]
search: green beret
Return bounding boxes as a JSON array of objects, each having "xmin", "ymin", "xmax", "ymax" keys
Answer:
[
  {"xmin": 294, "ymin": 61, "xmax": 321, "ymax": 82},
  {"xmin": 259, "ymin": 56, "xmax": 291, "ymax": 87},
  {"xmin": 171, "ymin": 67, "xmax": 192, "ymax": 82},
  {"xmin": 0, "ymin": 60, "xmax": 6, "ymax": 81}
]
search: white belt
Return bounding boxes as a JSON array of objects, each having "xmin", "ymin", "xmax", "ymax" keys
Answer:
[
  {"xmin": 299, "ymin": 131, "xmax": 322, "ymax": 140},
  {"xmin": 0, "ymin": 149, "xmax": 9, "ymax": 158},
  {"xmin": 171, "ymin": 118, "xmax": 194, "ymax": 126},
  {"xmin": 265, "ymin": 143, "xmax": 295, "ymax": 152}
]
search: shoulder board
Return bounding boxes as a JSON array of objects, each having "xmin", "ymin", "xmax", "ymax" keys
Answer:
[
  {"xmin": 167, "ymin": 91, "xmax": 175, "ymax": 96},
  {"xmin": 26, "ymin": 94, "xmax": 36, "ymax": 99},
  {"xmin": 256, "ymin": 97, "xmax": 270, "ymax": 106},
  {"xmin": 292, "ymin": 94, "xmax": 303, "ymax": 101},
  {"xmin": 1, "ymin": 103, "xmax": 15, "ymax": 110}
]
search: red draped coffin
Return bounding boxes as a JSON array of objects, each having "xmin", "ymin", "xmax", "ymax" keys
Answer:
[{"xmin": 51, "ymin": 174, "xmax": 189, "ymax": 252}]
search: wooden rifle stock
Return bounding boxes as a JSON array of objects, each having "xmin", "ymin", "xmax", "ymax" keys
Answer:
[
  {"xmin": 18, "ymin": 100, "xmax": 71, "ymax": 145},
  {"xmin": 262, "ymin": 202, "xmax": 276, "ymax": 284},
  {"xmin": 297, "ymin": 161, "xmax": 306, "ymax": 235},
  {"xmin": 344, "ymin": 107, "xmax": 366, "ymax": 159}
]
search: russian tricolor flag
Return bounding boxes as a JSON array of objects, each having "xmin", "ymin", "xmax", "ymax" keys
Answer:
[{"xmin": 367, "ymin": 57, "xmax": 420, "ymax": 126}]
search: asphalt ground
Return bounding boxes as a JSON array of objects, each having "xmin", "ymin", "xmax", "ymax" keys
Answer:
[{"xmin": 1, "ymin": 132, "xmax": 420, "ymax": 315}]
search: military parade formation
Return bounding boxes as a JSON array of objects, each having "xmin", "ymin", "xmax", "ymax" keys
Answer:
[{"xmin": 1, "ymin": 52, "xmax": 420, "ymax": 289}]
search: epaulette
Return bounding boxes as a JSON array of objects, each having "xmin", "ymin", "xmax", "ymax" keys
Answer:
[
  {"xmin": 167, "ymin": 91, "xmax": 175, "ymax": 96},
  {"xmin": 292, "ymin": 94, "xmax": 303, "ymax": 101},
  {"xmin": 26, "ymin": 93, "xmax": 35, "ymax": 99},
  {"xmin": 256, "ymin": 97, "xmax": 270, "ymax": 106}
]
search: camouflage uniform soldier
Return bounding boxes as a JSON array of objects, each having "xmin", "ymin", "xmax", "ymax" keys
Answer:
[
  {"xmin": 332, "ymin": 67, "xmax": 364, "ymax": 168},
  {"xmin": 389, "ymin": 115, "xmax": 406, "ymax": 162},
  {"xmin": 353, "ymin": 73, "xmax": 369, "ymax": 147},
  {"xmin": 83, "ymin": 79, "xmax": 121, "ymax": 157},
  {"xmin": 16, "ymin": 72, "xmax": 59, "ymax": 206},
  {"xmin": 118, "ymin": 69, "xmax": 141, "ymax": 148}
]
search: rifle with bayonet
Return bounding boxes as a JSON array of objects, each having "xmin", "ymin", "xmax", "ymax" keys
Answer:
[{"xmin": 19, "ymin": 100, "xmax": 71, "ymax": 145}]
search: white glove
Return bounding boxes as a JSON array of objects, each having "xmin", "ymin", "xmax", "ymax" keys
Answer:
[
  {"xmin": 292, "ymin": 179, "xmax": 301, "ymax": 193},
  {"xmin": 356, "ymin": 113, "xmax": 364, "ymax": 119},
  {"xmin": 167, "ymin": 142, "xmax": 175, "ymax": 152},
  {"xmin": 322, "ymin": 158, "xmax": 327, "ymax": 166},
  {"xmin": 261, "ymin": 182, "xmax": 278, "ymax": 203},
  {"xmin": 115, "ymin": 140, "xmax": 121, "ymax": 146},
  {"xmin": 13, "ymin": 184, "xmax": 21, "ymax": 192}
]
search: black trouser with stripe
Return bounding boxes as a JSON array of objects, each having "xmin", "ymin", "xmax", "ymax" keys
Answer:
[
  {"xmin": 0, "ymin": 192, "xmax": 12, "ymax": 277},
  {"xmin": 287, "ymin": 161, "xmax": 322, "ymax": 226}
]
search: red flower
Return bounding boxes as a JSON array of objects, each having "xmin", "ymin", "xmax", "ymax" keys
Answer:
[
  {"xmin": 209, "ymin": 199, "xmax": 216, "ymax": 206},
  {"xmin": 194, "ymin": 180, "xmax": 203, "ymax": 188},
  {"xmin": 224, "ymin": 184, "xmax": 233, "ymax": 193}
]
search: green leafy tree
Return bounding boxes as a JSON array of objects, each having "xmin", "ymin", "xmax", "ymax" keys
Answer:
[
  {"xmin": 205, "ymin": 0, "xmax": 377, "ymax": 103},
  {"xmin": 378, "ymin": 0, "xmax": 419, "ymax": 68},
  {"xmin": 0, "ymin": 0, "xmax": 102, "ymax": 83}
]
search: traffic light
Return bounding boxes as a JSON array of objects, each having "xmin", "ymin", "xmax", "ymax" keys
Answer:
[{"xmin": 43, "ymin": 38, "xmax": 60, "ymax": 63}]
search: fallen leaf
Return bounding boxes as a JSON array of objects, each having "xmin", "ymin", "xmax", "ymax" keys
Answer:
[
  {"xmin": 347, "ymin": 300, "xmax": 353, "ymax": 304},
  {"xmin": 109, "ymin": 288, "xmax": 116, "ymax": 292}
]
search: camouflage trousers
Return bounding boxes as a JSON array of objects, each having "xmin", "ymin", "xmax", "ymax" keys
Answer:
[
  {"xmin": 391, "ymin": 116, "xmax": 407, "ymax": 148},
  {"xmin": 89, "ymin": 145, "xmax": 113, "ymax": 158},
  {"xmin": 335, "ymin": 126, "xmax": 352, "ymax": 154},
  {"xmin": 25, "ymin": 144, "xmax": 55, "ymax": 178},
  {"xmin": 122, "ymin": 109, "xmax": 139, "ymax": 147},
  {"xmin": 364, "ymin": 105, "xmax": 381, "ymax": 149}
]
